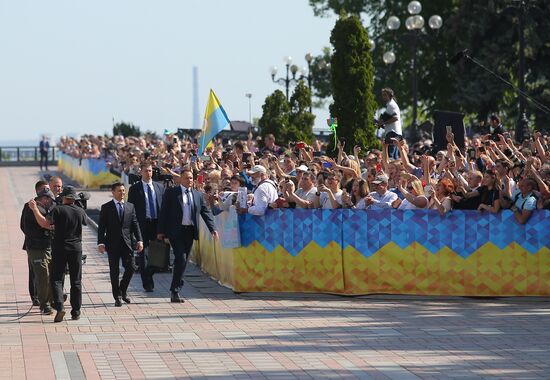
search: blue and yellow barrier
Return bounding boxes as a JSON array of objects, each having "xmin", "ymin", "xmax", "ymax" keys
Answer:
[
  {"xmin": 195, "ymin": 209, "xmax": 550, "ymax": 296},
  {"xmin": 58, "ymin": 152, "xmax": 120, "ymax": 188}
]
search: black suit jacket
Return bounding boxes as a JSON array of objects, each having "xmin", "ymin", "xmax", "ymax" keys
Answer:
[
  {"xmin": 157, "ymin": 186, "xmax": 216, "ymax": 241},
  {"xmin": 97, "ymin": 200, "xmax": 143, "ymax": 253},
  {"xmin": 127, "ymin": 180, "xmax": 164, "ymax": 229}
]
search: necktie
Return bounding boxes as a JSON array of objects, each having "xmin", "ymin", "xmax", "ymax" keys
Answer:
[
  {"xmin": 118, "ymin": 202, "xmax": 124, "ymax": 220},
  {"xmin": 185, "ymin": 189, "xmax": 194, "ymax": 225},
  {"xmin": 147, "ymin": 184, "xmax": 156, "ymax": 219}
]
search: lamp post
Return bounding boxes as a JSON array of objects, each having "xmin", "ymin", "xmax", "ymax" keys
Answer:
[
  {"xmin": 515, "ymin": 0, "xmax": 529, "ymax": 142},
  {"xmin": 386, "ymin": 1, "xmax": 442, "ymax": 141},
  {"xmin": 245, "ymin": 93, "xmax": 252, "ymax": 124},
  {"xmin": 270, "ymin": 54, "xmax": 314, "ymax": 111}
]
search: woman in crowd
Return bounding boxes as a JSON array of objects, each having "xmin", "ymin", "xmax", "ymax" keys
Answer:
[
  {"xmin": 397, "ymin": 175, "xmax": 429, "ymax": 209},
  {"xmin": 428, "ymin": 178, "xmax": 454, "ymax": 215}
]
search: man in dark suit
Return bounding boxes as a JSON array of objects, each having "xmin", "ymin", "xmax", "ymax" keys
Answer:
[
  {"xmin": 157, "ymin": 169, "xmax": 218, "ymax": 303},
  {"xmin": 127, "ymin": 163, "xmax": 165, "ymax": 291},
  {"xmin": 97, "ymin": 182, "xmax": 143, "ymax": 307}
]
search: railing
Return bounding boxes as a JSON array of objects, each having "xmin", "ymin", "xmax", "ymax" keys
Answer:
[{"xmin": 0, "ymin": 146, "xmax": 57, "ymax": 163}]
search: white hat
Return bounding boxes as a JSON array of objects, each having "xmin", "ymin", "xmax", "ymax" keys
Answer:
[
  {"xmin": 372, "ymin": 173, "xmax": 389, "ymax": 184},
  {"xmin": 296, "ymin": 165, "xmax": 309, "ymax": 172},
  {"xmin": 247, "ymin": 165, "xmax": 267, "ymax": 175}
]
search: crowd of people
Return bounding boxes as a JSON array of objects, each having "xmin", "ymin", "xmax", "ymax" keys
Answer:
[{"xmin": 24, "ymin": 88, "xmax": 550, "ymax": 322}]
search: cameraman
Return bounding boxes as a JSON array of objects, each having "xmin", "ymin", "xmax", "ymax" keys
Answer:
[{"xmin": 378, "ymin": 88, "xmax": 402, "ymax": 159}]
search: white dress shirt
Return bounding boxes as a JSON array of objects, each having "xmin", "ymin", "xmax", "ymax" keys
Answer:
[
  {"xmin": 180, "ymin": 186, "xmax": 194, "ymax": 225},
  {"xmin": 142, "ymin": 180, "xmax": 156, "ymax": 219},
  {"xmin": 248, "ymin": 180, "xmax": 278, "ymax": 216}
]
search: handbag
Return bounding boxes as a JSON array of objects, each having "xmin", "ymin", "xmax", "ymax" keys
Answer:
[{"xmin": 147, "ymin": 239, "xmax": 171, "ymax": 269}]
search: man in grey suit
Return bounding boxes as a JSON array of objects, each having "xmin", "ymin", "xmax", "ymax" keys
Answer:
[
  {"xmin": 97, "ymin": 182, "xmax": 143, "ymax": 307},
  {"xmin": 157, "ymin": 169, "xmax": 218, "ymax": 303}
]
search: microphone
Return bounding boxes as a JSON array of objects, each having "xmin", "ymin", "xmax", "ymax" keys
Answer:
[{"xmin": 449, "ymin": 49, "xmax": 469, "ymax": 64}]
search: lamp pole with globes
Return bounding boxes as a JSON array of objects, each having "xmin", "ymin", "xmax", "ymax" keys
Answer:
[
  {"xmin": 386, "ymin": 1, "xmax": 442, "ymax": 140},
  {"xmin": 245, "ymin": 93, "xmax": 252, "ymax": 124},
  {"xmin": 270, "ymin": 54, "xmax": 314, "ymax": 112}
]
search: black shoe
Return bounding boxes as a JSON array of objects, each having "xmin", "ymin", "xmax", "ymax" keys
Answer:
[
  {"xmin": 42, "ymin": 306, "xmax": 54, "ymax": 315},
  {"xmin": 54, "ymin": 310, "xmax": 66, "ymax": 323},
  {"xmin": 144, "ymin": 286, "xmax": 154, "ymax": 292},
  {"xmin": 170, "ymin": 292, "xmax": 184, "ymax": 303},
  {"xmin": 32, "ymin": 299, "xmax": 40, "ymax": 307},
  {"xmin": 121, "ymin": 294, "xmax": 131, "ymax": 304},
  {"xmin": 71, "ymin": 314, "xmax": 80, "ymax": 320},
  {"xmin": 115, "ymin": 298, "xmax": 122, "ymax": 307}
]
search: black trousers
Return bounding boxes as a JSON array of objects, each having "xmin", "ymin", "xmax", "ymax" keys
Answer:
[
  {"xmin": 39, "ymin": 151, "xmax": 48, "ymax": 170},
  {"xmin": 28, "ymin": 259, "xmax": 37, "ymax": 303},
  {"xmin": 51, "ymin": 248, "xmax": 81, "ymax": 314},
  {"xmin": 107, "ymin": 246, "xmax": 135, "ymax": 300},
  {"xmin": 137, "ymin": 219, "xmax": 158, "ymax": 289},
  {"xmin": 169, "ymin": 226, "xmax": 195, "ymax": 293}
]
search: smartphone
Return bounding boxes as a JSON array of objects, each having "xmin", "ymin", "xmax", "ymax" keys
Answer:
[
  {"xmin": 296, "ymin": 142, "xmax": 306, "ymax": 149},
  {"xmin": 200, "ymin": 155, "xmax": 211, "ymax": 161},
  {"xmin": 323, "ymin": 162, "xmax": 333, "ymax": 168},
  {"xmin": 312, "ymin": 151, "xmax": 322, "ymax": 157},
  {"xmin": 191, "ymin": 156, "xmax": 197, "ymax": 163},
  {"xmin": 242, "ymin": 152, "xmax": 251, "ymax": 161},
  {"xmin": 446, "ymin": 125, "xmax": 452, "ymax": 134},
  {"xmin": 197, "ymin": 174, "xmax": 204, "ymax": 184}
]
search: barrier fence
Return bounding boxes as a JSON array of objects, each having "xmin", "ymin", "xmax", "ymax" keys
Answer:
[
  {"xmin": 194, "ymin": 208, "xmax": 550, "ymax": 296},
  {"xmin": 58, "ymin": 152, "xmax": 119, "ymax": 188}
]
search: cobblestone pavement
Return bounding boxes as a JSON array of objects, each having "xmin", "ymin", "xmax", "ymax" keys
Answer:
[{"xmin": 1, "ymin": 167, "xmax": 550, "ymax": 379}]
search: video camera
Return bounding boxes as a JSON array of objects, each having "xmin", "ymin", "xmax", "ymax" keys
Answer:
[{"xmin": 75, "ymin": 191, "xmax": 91, "ymax": 210}]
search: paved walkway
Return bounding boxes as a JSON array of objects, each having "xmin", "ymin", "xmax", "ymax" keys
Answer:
[{"xmin": 1, "ymin": 167, "xmax": 550, "ymax": 379}]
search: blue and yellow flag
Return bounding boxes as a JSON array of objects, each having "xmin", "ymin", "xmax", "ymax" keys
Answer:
[{"xmin": 198, "ymin": 89, "xmax": 231, "ymax": 155}]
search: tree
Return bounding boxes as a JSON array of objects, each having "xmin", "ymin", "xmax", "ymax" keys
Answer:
[
  {"xmin": 329, "ymin": 14, "xmax": 378, "ymax": 153},
  {"xmin": 310, "ymin": 0, "xmax": 550, "ymax": 133},
  {"xmin": 258, "ymin": 90, "xmax": 290, "ymax": 144},
  {"xmin": 288, "ymin": 81, "xmax": 315, "ymax": 144},
  {"xmin": 113, "ymin": 122, "xmax": 141, "ymax": 137}
]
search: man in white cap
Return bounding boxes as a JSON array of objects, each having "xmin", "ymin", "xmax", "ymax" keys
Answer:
[
  {"xmin": 237, "ymin": 165, "xmax": 278, "ymax": 216},
  {"xmin": 365, "ymin": 173, "xmax": 399, "ymax": 209}
]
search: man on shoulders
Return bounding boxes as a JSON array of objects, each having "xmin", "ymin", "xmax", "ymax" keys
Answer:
[{"xmin": 98, "ymin": 182, "xmax": 143, "ymax": 306}]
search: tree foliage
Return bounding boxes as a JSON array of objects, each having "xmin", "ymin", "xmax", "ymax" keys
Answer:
[
  {"xmin": 308, "ymin": 0, "xmax": 550, "ymax": 132},
  {"xmin": 259, "ymin": 85, "xmax": 316, "ymax": 146},
  {"xmin": 113, "ymin": 122, "xmax": 142, "ymax": 137},
  {"xmin": 329, "ymin": 14, "xmax": 378, "ymax": 153}
]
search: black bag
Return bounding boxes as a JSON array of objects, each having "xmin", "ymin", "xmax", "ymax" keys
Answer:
[{"xmin": 147, "ymin": 240, "xmax": 170, "ymax": 269}]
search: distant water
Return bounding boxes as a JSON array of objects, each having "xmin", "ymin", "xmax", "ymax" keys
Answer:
[{"xmin": 0, "ymin": 139, "xmax": 44, "ymax": 147}]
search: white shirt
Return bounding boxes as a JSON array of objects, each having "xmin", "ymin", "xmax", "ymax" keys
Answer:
[
  {"xmin": 384, "ymin": 98, "xmax": 402, "ymax": 135},
  {"xmin": 248, "ymin": 180, "xmax": 278, "ymax": 216},
  {"xmin": 295, "ymin": 187, "xmax": 318, "ymax": 208},
  {"xmin": 142, "ymin": 181, "xmax": 157, "ymax": 219},
  {"xmin": 180, "ymin": 186, "xmax": 194, "ymax": 225},
  {"xmin": 398, "ymin": 196, "xmax": 428, "ymax": 210},
  {"xmin": 320, "ymin": 189, "xmax": 343, "ymax": 209},
  {"xmin": 368, "ymin": 190, "xmax": 398, "ymax": 209}
]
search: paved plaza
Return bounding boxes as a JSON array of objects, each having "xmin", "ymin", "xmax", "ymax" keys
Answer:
[{"xmin": 1, "ymin": 167, "xmax": 550, "ymax": 379}]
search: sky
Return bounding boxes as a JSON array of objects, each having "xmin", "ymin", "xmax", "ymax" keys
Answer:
[{"xmin": 0, "ymin": 0, "xmax": 337, "ymax": 143}]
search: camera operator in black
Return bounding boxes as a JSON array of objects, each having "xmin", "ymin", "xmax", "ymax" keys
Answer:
[
  {"xmin": 21, "ymin": 187, "xmax": 56, "ymax": 315},
  {"xmin": 28, "ymin": 185, "xmax": 87, "ymax": 322}
]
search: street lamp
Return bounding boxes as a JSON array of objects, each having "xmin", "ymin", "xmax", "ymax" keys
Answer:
[
  {"xmin": 270, "ymin": 54, "xmax": 314, "ymax": 111},
  {"xmin": 245, "ymin": 93, "xmax": 252, "ymax": 124},
  {"xmin": 386, "ymin": 1, "xmax": 442, "ymax": 141}
]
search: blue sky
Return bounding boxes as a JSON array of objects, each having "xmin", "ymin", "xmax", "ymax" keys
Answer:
[{"xmin": 0, "ymin": 0, "xmax": 337, "ymax": 142}]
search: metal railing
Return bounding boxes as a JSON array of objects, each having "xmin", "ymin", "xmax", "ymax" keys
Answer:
[{"xmin": 0, "ymin": 146, "xmax": 57, "ymax": 163}]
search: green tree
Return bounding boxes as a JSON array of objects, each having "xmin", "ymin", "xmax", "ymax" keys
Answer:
[
  {"xmin": 288, "ymin": 81, "xmax": 315, "ymax": 144},
  {"xmin": 258, "ymin": 90, "xmax": 290, "ymax": 144},
  {"xmin": 113, "ymin": 122, "xmax": 141, "ymax": 137},
  {"xmin": 329, "ymin": 14, "xmax": 378, "ymax": 153}
]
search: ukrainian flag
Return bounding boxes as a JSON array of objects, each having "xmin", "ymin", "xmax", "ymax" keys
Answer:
[{"xmin": 198, "ymin": 89, "xmax": 231, "ymax": 155}]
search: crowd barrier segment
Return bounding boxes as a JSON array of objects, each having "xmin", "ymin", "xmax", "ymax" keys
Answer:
[
  {"xmin": 195, "ymin": 208, "xmax": 550, "ymax": 296},
  {"xmin": 58, "ymin": 152, "xmax": 120, "ymax": 188}
]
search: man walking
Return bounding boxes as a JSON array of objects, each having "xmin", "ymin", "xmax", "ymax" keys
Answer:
[
  {"xmin": 97, "ymin": 182, "xmax": 143, "ymax": 306},
  {"xmin": 29, "ymin": 186, "xmax": 87, "ymax": 322},
  {"xmin": 127, "ymin": 163, "xmax": 164, "ymax": 292},
  {"xmin": 157, "ymin": 169, "xmax": 218, "ymax": 303}
]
